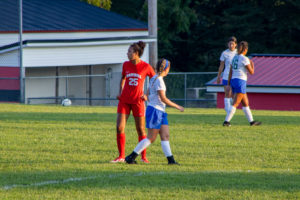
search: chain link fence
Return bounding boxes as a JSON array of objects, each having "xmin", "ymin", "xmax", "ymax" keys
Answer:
[
  {"xmin": 25, "ymin": 71, "xmax": 217, "ymax": 108},
  {"xmin": 25, "ymin": 67, "xmax": 121, "ymax": 106},
  {"xmin": 165, "ymin": 72, "xmax": 217, "ymax": 108}
]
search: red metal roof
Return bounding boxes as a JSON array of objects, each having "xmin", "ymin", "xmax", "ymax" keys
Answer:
[
  {"xmin": 207, "ymin": 54, "xmax": 300, "ymax": 87},
  {"xmin": 248, "ymin": 55, "xmax": 300, "ymax": 87}
]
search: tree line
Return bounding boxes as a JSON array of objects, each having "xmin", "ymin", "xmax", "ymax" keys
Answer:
[{"xmin": 85, "ymin": 0, "xmax": 300, "ymax": 72}]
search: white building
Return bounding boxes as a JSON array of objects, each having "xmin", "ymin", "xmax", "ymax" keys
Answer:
[{"xmin": 0, "ymin": 0, "xmax": 154, "ymax": 105}]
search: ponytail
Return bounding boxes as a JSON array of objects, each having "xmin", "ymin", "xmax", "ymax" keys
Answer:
[
  {"xmin": 151, "ymin": 58, "xmax": 170, "ymax": 86},
  {"xmin": 156, "ymin": 59, "xmax": 170, "ymax": 76},
  {"xmin": 130, "ymin": 41, "xmax": 146, "ymax": 57},
  {"xmin": 237, "ymin": 41, "xmax": 248, "ymax": 54}
]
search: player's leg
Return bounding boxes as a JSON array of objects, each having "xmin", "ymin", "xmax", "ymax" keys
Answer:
[
  {"xmin": 125, "ymin": 128, "xmax": 159, "ymax": 164},
  {"xmin": 133, "ymin": 116, "xmax": 149, "ymax": 162},
  {"xmin": 223, "ymin": 79, "xmax": 232, "ymax": 114},
  {"xmin": 132, "ymin": 102, "xmax": 148, "ymax": 162},
  {"xmin": 224, "ymin": 92, "xmax": 243, "ymax": 126},
  {"xmin": 159, "ymin": 125, "xmax": 179, "ymax": 165},
  {"xmin": 159, "ymin": 113, "xmax": 178, "ymax": 164},
  {"xmin": 241, "ymin": 94, "xmax": 261, "ymax": 126},
  {"xmin": 228, "ymin": 84, "xmax": 233, "ymax": 104},
  {"xmin": 126, "ymin": 105, "xmax": 163, "ymax": 164},
  {"xmin": 111, "ymin": 102, "xmax": 130, "ymax": 163},
  {"xmin": 224, "ymin": 79, "xmax": 245, "ymax": 126}
]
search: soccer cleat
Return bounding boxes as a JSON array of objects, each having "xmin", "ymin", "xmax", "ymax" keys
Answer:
[
  {"xmin": 141, "ymin": 157, "xmax": 149, "ymax": 163},
  {"xmin": 125, "ymin": 152, "xmax": 138, "ymax": 164},
  {"xmin": 167, "ymin": 156, "xmax": 179, "ymax": 165},
  {"xmin": 250, "ymin": 121, "xmax": 262, "ymax": 126},
  {"xmin": 223, "ymin": 121, "xmax": 231, "ymax": 127},
  {"xmin": 110, "ymin": 157, "xmax": 125, "ymax": 163}
]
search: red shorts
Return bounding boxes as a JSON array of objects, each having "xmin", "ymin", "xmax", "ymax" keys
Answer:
[{"xmin": 117, "ymin": 100, "xmax": 145, "ymax": 117}]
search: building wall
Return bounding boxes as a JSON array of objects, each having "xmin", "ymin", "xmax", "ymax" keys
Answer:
[
  {"xmin": 92, "ymin": 64, "xmax": 122, "ymax": 106},
  {"xmin": 0, "ymin": 51, "xmax": 19, "ymax": 67},
  {"xmin": 20, "ymin": 41, "xmax": 149, "ymax": 67},
  {"xmin": 0, "ymin": 67, "xmax": 20, "ymax": 101},
  {"xmin": 25, "ymin": 64, "xmax": 122, "ymax": 105},
  {"xmin": 23, "ymin": 44, "xmax": 128, "ymax": 67},
  {"xmin": 0, "ymin": 31, "xmax": 148, "ymax": 47},
  {"xmin": 0, "ymin": 31, "xmax": 150, "ymax": 104},
  {"xmin": 25, "ymin": 67, "xmax": 57, "ymax": 104},
  {"xmin": 217, "ymin": 92, "xmax": 300, "ymax": 111}
]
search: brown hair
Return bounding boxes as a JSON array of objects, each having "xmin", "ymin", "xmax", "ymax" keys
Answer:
[
  {"xmin": 151, "ymin": 58, "xmax": 170, "ymax": 86},
  {"xmin": 130, "ymin": 41, "xmax": 146, "ymax": 57},
  {"xmin": 228, "ymin": 36, "xmax": 237, "ymax": 44},
  {"xmin": 155, "ymin": 58, "xmax": 170, "ymax": 76},
  {"xmin": 237, "ymin": 41, "xmax": 248, "ymax": 54}
]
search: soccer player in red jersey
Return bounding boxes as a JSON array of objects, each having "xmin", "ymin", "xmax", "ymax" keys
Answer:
[{"xmin": 111, "ymin": 41, "xmax": 155, "ymax": 163}]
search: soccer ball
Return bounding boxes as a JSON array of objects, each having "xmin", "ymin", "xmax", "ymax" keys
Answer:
[{"xmin": 62, "ymin": 98, "xmax": 72, "ymax": 106}]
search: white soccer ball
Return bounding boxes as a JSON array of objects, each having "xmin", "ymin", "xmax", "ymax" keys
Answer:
[{"xmin": 62, "ymin": 98, "xmax": 72, "ymax": 106}]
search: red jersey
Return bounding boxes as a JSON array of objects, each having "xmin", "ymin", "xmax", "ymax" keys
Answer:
[{"xmin": 120, "ymin": 60, "xmax": 155, "ymax": 104}]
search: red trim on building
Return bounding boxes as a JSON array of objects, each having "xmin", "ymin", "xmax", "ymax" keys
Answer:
[
  {"xmin": 0, "ymin": 80, "xmax": 20, "ymax": 90},
  {"xmin": 0, "ymin": 67, "xmax": 20, "ymax": 77},
  {"xmin": 217, "ymin": 92, "xmax": 300, "ymax": 111},
  {"xmin": 0, "ymin": 29, "xmax": 148, "ymax": 34},
  {"xmin": 0, "ymin": 67, "xmax": 20, "ymax": 90}
]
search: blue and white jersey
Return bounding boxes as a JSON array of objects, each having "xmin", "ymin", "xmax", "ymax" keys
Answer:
[
  {"xmin": 231, "ymin": 54, "xmax": 250, "ymax": 81},
  {"xmin": 148, "ymin": 75, "xmax": 166, "ymax": 112},
  {"xmin": 220, "ymin": 49, "xmax": 237, "ymax": 80}
]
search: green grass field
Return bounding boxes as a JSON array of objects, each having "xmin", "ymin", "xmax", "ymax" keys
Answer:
[{"xmin": 0, "ymin": 104, "xmax": 299, "ymax": 199}]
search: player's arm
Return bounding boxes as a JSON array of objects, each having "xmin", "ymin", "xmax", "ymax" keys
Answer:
[
  {"xmin": 245, "ymin": 60, "xmax": 255, "ymax": 75},
  {"xmin": 141, "ymin": 88, "xmax": 149, "ymax": 101},
  {"xmin": 217, "ymin": 61, "xmax": 225, "ymax": 84},
  {"xmin": 117, "ymin": 75, "xmax": 126, "ymax": 100},
  {"xmin": 158, "ymin": 90, "xmax": 184, "ymax": 112},
  {"xmin": 149, "ymin": 65, "xmax": 156, "ymax": 78}
]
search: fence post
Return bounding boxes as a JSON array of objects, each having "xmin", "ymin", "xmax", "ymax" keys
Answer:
[
  {"xmin": 148, "ymin": 0, "xmax": 158, "ymax": 68},
  {"xmin": 19, "ymin": 0, "xmax": 25, "ymax": 104},
  {"xmin": 65, "ymin": 76, "xmax": 68, "ymax": 98},
  {"xmin": 89, "ymin": 65, "xmax": 92, "ymax": 106},
  {"xmin": 55, "ymin": 67, "xmax": 59, "ymax": 104},
  {"xmin": 184, "ymin": 73, "xmax": 187, "ymax": 107}
]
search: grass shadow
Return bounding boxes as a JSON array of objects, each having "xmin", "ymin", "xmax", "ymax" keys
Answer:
[{"xmin": 0, "ymin": 170, "xmax": 299, "ymax": 192}]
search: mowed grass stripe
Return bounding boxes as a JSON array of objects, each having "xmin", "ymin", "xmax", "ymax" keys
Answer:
[{"xmin": 2, "ymin": 171, "xmax": 298, "ymax": 190}]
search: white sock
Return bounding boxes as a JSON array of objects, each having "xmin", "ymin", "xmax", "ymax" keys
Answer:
[
  {"xmin": 224, "ymin": 98, "xmax": 231, "ymax": 113},
  {"xmin": 134, "ymin": 138, "xmax": 151, "ymax": 155},
  {"xmin": 161, "ymin": 141, "xmax": 172, "ymax": 157},
  {"xmin": 225, "ymin": 106, "xmax": 236, "ymax": 122},
  {"xmin": 242, "ymin": 106, "xmax": 254, "ymax": 122}
]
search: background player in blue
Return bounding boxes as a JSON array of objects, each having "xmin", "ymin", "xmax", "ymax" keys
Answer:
[
  {"xmin": 217, "ymin": 36, "xmax": 237, "ymax": 114},
  {"xmin": 125, "ymin": 59, "xmax": 184, "ymax": 164},
  {"xmin": 223, "ymin": 41, "xmax": 261, "ymax": 126}
]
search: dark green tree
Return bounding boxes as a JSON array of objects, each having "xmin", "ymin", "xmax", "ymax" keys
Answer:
[
  {"xmin": 110, "ymin": 0, "xmax": 300, "ymax": 72},
  {"xmin": 110, "ymin": 0, "xmax": 146, "ymax": 21}
]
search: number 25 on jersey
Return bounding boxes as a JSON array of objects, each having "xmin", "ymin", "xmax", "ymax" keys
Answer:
[{"xmin": 129, "ymin": 78, "xmax": 138, "ymax": 86}]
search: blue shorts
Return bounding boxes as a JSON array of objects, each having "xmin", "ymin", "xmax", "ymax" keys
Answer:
[
  {"xmin": 146, "ymin": 106, "xmax": 168, "ymax": 129},
  {"xmin": 222, "ymin": 79, "xmax": 229, "ymax": 86},
  {"xmin": 230, "ymin": 78, "xmax": 247, "ymax": 94}
]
